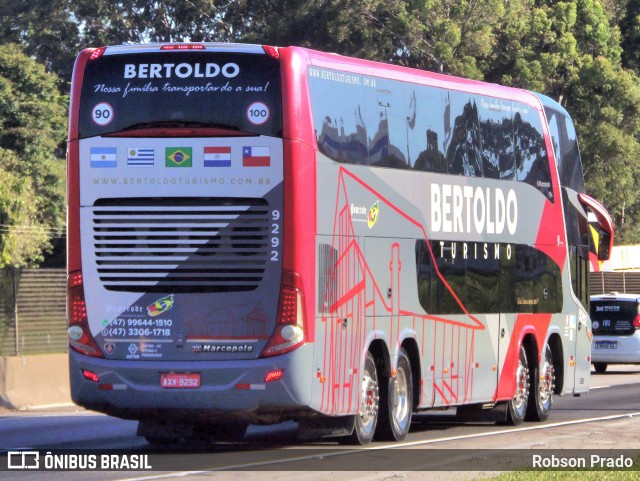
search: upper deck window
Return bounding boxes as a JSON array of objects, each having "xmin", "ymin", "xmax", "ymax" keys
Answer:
[
  {"xmin": 309, "ymin": 66, "xmax": 553, "ymax": 201},
  {"xmin": 544, "ymin": 106, "xmax": 585, "ymax": 193}
]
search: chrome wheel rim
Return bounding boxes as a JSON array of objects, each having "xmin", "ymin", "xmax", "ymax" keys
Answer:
[
  {"xmin": 513, "ymin": 355, "xmax": 529, "ymax": 415},
  {"xmin": 392, "ymin": 367, "xmax": 410, "ymax": 430},
  {"xmin": 539, "ymin": 349, "xmax": 554, "ymax": 407},
  {"xmin": 358, "ymin": 369, "xmax": 379, "ymax": 432}
]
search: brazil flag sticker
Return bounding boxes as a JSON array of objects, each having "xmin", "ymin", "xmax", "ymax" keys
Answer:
[{"xmin": 166, "ymin": 147, "xmax": 192, "ymax": 167}]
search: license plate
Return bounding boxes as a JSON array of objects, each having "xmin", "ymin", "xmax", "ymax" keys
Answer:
[
  {"xmin": 160, "ymin": 373, "xmax": 201, "ymax": 388},
  {"xmin": 594, "ymin": 341, "xmax": 617, "ymax": 350}
]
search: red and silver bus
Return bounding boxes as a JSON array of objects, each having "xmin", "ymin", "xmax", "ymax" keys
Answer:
[{"xmin": 67, "ymin": 43, "xmax": 613, "ymax": 445}]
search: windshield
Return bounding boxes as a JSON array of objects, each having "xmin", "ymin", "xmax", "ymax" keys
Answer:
[{"xmin": 78, "ymin": 50, "xmax": 282, "ymax": 139}]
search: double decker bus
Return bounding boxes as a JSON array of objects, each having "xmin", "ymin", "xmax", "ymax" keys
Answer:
[{"xmin": 67, "ymin": 43, "xmax": 613, "ymax": 445}]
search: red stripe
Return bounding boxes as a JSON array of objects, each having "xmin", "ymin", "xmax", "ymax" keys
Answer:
[
  {"xmin": 205, "ymin": 146, "xmax": 231, "ymax": 154},
  {"xmin": 243, "ymin": 156, "xmax": 270, "ymax": 166}
]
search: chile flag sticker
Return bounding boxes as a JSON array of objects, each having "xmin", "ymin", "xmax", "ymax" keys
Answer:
[{"xmin": 242, "ymin": 146, "xmax": 270, "ymax": 167}]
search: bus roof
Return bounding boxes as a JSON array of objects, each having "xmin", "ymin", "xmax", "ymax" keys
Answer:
[{"xmin": 95, "ymin": 42, "xmax": 266, "ymax": 56}]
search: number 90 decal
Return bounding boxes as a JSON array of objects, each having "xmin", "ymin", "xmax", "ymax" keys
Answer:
[
  {"xmin": 271, "ymin": 209, "xmax": 281, "ymax": 262},
  {"xmin": 91, "ymin": 102, "xmax": 114, "ymax": 126}
]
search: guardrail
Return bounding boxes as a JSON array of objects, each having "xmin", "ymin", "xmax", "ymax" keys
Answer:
[{"xmin": 0, "ymin": 268, "xmax": 67, "ymax": 356}]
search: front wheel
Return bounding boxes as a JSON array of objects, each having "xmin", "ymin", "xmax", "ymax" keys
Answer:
[
  {"xmin": 376, "ymin": 348, "xmax": 413, "ymax": 441},
  {"xmin": 526, "ymin": 344, "xmax": 554, "ymax": 421},
  {"xmin": 344, "ymin": 351, "xmax": 379, "ymax": 445},
  {"xmin": 506, "ymin": 345, "xmax": 529, "ymax": 425}
]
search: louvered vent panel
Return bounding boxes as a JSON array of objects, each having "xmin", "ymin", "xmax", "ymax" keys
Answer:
[{"xmin": 92, "ymin": 198, "xmax": 270, "ymax": 293}]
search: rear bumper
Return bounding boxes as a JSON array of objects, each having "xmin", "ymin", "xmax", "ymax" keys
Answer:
[
  {"xmin": 591, "ymin": 333, "xmax": 640, "ymax": 364},
  {"xmin": 69, "ymin": 343, "xmax": 314, "ymax": 423}
]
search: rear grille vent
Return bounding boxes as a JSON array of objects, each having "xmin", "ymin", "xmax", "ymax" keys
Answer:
[{"xmin": 92, "ymin": 197, "xmax": 270, "ymax": 293}]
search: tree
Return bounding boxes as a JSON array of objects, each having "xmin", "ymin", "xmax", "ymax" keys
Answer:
[
  {"xmin": 0, "ymin": 44, "xmax": 67, "ymax": 267},
  {"xmin": 0, "ymin": 0, "xmax": 80, "ymax": 87},
  {"xmin": 571, "ymin": 57, "xmax": 640, "ymax": 242},
  {"xmin": 620, "ymin": 0, "xmax": 640, "ymax": 72}
]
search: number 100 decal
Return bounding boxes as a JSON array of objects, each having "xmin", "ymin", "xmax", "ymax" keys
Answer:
[
  {"xmin": 247, "ymin": 101, "xmax": 270, "ymax": 126},
  {"xmin": 271, "ymin": 209, "xmax": 281, "ymax": 262}
]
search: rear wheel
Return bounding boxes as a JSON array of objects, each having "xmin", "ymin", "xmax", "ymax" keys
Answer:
[
  {"xmin": 376, "ymin": 348, "xmax": 413, "ymax": 441},
  {"xmin": 506, "ymin": 345, "xmax": 529, "ymax": 425},
  {"xmin": 344, "ymin": 351, "xmax": 379, "ymax": 445},
  {"xmin": 526, "ymin": 344, "xmax": 554, "ymax": 421},
  {"xmin": 593, "ymin": 362, "xmax": 608, "ymax": 374}
]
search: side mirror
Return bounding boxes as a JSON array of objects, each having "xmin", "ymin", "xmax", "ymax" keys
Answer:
[{"xmin": 579, "ymin": 193, "xmax": 614, "ymax": 262}]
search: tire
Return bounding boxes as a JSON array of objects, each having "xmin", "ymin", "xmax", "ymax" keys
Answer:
[
  {"xmin": 506, "ymin": 345, "xmax": 529, "ymax": 426},
  {"xmin": 376, "ymin": 348, "xmax": 413, "ymax": 441},
  {"xmin": 344, "ymin": 351, "xmax": 379, "ymax": 445},
  {"xmin": 526, "ymin": 344, "xmax": 554, "ymax": 422},
  {"xmin": 593, "ymin": 362, "xmax": 608, "ymax": 374}
]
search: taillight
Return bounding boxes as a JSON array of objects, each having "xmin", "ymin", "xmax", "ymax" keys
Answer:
[
  {"xmin": 67, "ymin": 271, "xmax": 103, "ymax": 358},
  {"xmin": 89, "ymin": 47, "xmax": 106, "ymax": 60},
  {"xmin": 634, "ymin": 315, "xmax": 640, "ymax": 329},
  {"xmin": 262, "ymin": 45, "xmax": 280, "ymax": 59},
  {"xmin": 261, "ymin": 271, "xmax": 306, "ymax": 357},
  {"xmin": 265, "ymin": 369, "xmax": 284, "ymax": 382}
]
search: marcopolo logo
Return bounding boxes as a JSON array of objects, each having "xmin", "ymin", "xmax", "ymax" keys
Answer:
[{"xmin": 123, "ymin": 62, "xmax": 240, "ymax": 79}]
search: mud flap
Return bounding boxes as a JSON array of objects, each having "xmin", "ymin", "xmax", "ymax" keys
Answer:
[
  {"xmin": 297, "ymin": 416, "xmax": 355, "ymax": 440},
  {"xmin": 455, "ymin": 403, "xmax": 508, "ymax": 423}
]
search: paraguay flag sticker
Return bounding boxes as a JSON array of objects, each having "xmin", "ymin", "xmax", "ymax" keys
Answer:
[
  {"xmin": 166, "ymin": 147, "xmax": 192, "ymax": 167},
  {"xmin": 204, "ymin": 146, "xmax": 231, "ymax": 167}
]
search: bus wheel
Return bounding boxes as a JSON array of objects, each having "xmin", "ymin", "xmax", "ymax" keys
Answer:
[
  {"xmin": 376, "ymin": 348, "xmax": 413, "ymax": 441},
  {"xmin": 345, "ymin": 351, "xmax": 379, "ymax": 445},
  {"xmin": 506, "ymin": 345, "xmax": 529, "ymax": 425},
  {"xmin": 527, "ymin": 344, "xmax": 554, "ymax": 421},
  {"xmin": 593, "ymin": 362, "xmax": 608, "ymax": 374}
]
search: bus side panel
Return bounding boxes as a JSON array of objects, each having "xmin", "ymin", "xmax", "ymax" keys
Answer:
[{"xmin": 312, "ymin": 160, "xmax": 511, "ymax": 414}]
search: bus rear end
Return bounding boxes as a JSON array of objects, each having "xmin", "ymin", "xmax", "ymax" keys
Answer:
[{"xmin": 66, "ymin": 43, "xmax": 311, "ymax": 439}]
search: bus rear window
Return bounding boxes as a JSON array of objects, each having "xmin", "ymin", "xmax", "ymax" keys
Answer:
[{"xmin": 78, "ymin": 51, "xmax": 282, "ymax": 139}]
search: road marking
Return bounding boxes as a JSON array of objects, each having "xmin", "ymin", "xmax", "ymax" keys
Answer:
[
  {"xmin": 386, "ymin": 411, "xmax": 640, "ymax": 448},
  {"xmin": 590, "ymin": 385, "xmax": 611, "ymax": 390},
  {"xmin": 115, "ymin": 411, "xmax": 640, "ymax": 479}
]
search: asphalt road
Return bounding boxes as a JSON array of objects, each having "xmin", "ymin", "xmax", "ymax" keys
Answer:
[{"xmin": 1, "ymin": 365, "xmax": 639, "ymax": 480}]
